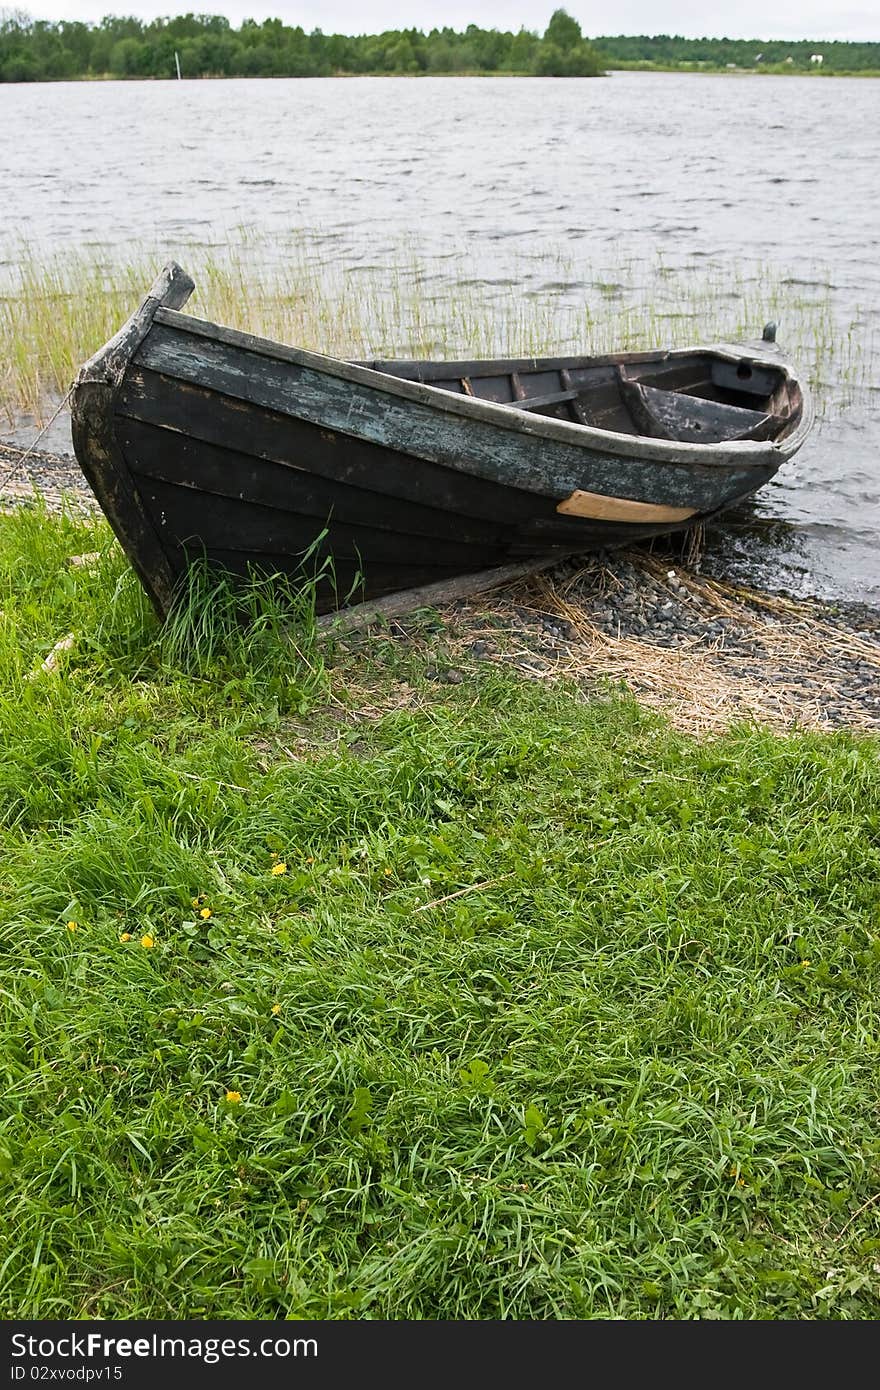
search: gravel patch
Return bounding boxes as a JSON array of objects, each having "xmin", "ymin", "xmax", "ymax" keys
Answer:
[{"xmin": 0, "ymin": 444, "xmax": 94, "ymax": 511}]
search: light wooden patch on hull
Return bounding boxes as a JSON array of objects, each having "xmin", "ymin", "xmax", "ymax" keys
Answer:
[{"xmin": 556, "ymin": 490, "xmax": 698, "ymax": 523}]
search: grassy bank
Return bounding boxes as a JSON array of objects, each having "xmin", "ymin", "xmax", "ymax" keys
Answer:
[
  {"xmin": 0, "ymin": 238, "xmax": 868, "ymax": 423},
  {"xmin": 0, "ymin": 504, "xmax": 879, "ymax": 1318}
]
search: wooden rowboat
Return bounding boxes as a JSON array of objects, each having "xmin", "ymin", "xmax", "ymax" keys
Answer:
[{"xmin": 71, "ymin": 263, "xmax": 812, "ymax": 617}]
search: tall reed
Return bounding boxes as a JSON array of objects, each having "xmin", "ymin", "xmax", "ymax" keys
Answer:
[{"xmin": 0, "ymin": 232, "xmax": 870, "ymax": 422}]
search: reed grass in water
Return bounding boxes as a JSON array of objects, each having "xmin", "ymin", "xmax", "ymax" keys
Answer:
[{"xmin": 0, "ymin": 233, "xmax": 870, "ymax": 422}]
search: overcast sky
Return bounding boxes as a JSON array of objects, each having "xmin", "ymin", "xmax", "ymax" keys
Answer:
[{"xmin": 14, "ymin": 1, "xmax": 880, "ymax": 41}]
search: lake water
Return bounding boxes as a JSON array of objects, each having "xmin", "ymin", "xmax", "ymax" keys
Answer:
[{"xmin": 1, "ymin": 72, "xmax": 878, "ymax": 604}]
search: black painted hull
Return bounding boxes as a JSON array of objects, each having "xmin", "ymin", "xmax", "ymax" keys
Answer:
[{"xmin": 70, "ymin": 264, "xmax": 812, "ymax": 617}]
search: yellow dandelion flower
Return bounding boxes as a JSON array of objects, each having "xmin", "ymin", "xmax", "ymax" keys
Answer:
[
  {"xmin": 200, "ymin": 906, "xmax": 212, "ymax": 919},
  {"xmin": 191, "ymin": 894, "xmax": 206, "ymax": 907},
  {"xmin": 67, "ymin": 921, "xmax": 78, "ymax": 933},
  {"xmin": 225, "ymin": 1090, "xmax": 242, "ymax": 1104},
  {"xmin": 271, "ymin": 862, "xmax": 287, "ymax": 876},
  {"xmin": 800, "ymin": 959, "xmax": 811, "ymax": 968},
  {"xmin": 140, "ymin": 933, "xmax": 155, "ymax": 949},
  {"xmin": 119, "ymin": 932, "xmax": 132, "ymax": 943},
  {"xmin": 271, "ymin": 1003, "xmax": 281, "ymax": 1016}
]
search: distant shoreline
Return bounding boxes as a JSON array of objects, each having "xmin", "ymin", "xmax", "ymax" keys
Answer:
[
  {"xmin": 608, "ymin": 62, "xmax": 880, "ymax": 77},
  {"xmin": 3, "ymin": 66, "xmax": 880, "ymax": 84}
]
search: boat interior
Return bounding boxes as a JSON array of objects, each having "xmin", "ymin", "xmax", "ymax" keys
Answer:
[{"xmin": 364, "ymin": 350, "xmax": 802, "ymax": 446}]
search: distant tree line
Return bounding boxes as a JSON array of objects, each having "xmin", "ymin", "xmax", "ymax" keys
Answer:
[
  {"xmin": 1, "ymin": 12, "xmax": 878, "ymax": 83},
  {"xmin": 591, "ymin": 33, "xmax": 880, "ymax": 71},
  {"xmin": 0, "ymin": 10, "xmax": 602, "ymax": 81}
]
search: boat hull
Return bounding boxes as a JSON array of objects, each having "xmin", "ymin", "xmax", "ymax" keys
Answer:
[{"xmin": 71, "ymin": 264, "xmax": 812, "ymax": 616}]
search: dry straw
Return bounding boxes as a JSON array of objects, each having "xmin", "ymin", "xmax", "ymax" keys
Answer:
[{"xmin": 447, "ymin": 553, "xmax": 880, "ymax": 734}]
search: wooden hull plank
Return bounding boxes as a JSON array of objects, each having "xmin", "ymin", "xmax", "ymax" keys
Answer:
[
  {"xmin": 134, "ymin": 473, "xmax": 511, "ymax": 569},
  {"xmin": 181, "ymin": 548, "xmax": 467, "ymax": 610}
]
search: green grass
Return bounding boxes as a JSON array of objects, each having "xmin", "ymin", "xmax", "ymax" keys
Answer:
[
  {"xmin": 0, "ymin": 234, "xmax": 871, "ymax": 422},
  {"xmin": 0, "ymin": 504, "xmax": 879, "ymax": 1319}
]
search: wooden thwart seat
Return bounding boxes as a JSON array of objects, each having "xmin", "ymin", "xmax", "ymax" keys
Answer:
[{"xmin": 504, "ymin": 387, "xmax": 581, "ymax": 412}]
